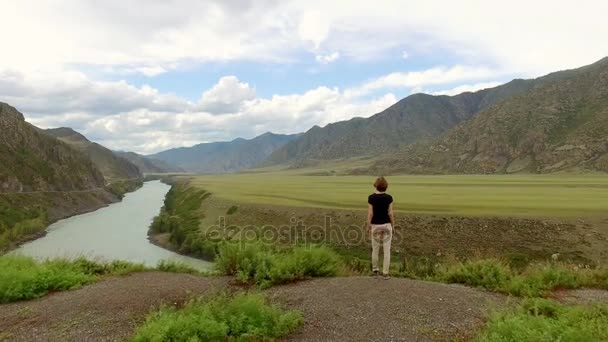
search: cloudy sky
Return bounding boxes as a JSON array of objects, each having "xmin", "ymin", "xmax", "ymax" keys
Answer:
[{"xmin": 1, "ymin": 0, "xmax": 607, "ymax": 154}]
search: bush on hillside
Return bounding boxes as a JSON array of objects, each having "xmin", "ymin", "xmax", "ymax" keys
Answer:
[
  {"xmin": 0, "ymin": 256, "xmax": 147, "ymax": 303},
  {"xmin": 436, "ymin": 258, "xmax": 513, "ymax": 291},
  {"xmin": 149, "ymin": 185, "xmax": 218, "ymax": 260},
  {"xmin": 215, "ymin": 243, "xmax": 341, "ymax": 288},
  {"xmin": 478, "ymin": 298, "xmax": 608, "ymax": 341},
  {"xmin": 156, "ymin": 260, "xmax": 201, "ymax": 275},
  {"xmin": 132, "ymin": 293, "xmax": 303, "ymax": 341}
]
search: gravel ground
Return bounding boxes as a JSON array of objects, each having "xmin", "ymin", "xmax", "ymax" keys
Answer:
[
  {"xmin": 0, "ymin": 272, "xmax": 231, "ymax": 342},
  {"xmin": 0, "ymin": 274, "xmax": 514, "ymax": 342},
  {"xmin": 553, "ymin": 288, "xmax": 608, "ymax": 306},
  {"xmin": 267, "ymin": 277, "xmax": 506, "ymax": 342}
]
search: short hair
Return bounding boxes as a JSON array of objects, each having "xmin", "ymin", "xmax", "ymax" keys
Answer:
[{"xmin": 374, "ymin": 176, "xmax": 388, "ymax": 192}]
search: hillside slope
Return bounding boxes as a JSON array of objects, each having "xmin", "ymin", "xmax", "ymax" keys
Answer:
[
  {"xmin": 0, "ymin": 103, "xmax": 105, "ymax": 192},
  {"xmin": 150, "ymin": 132, "xmax": 297, "ymax": 173},
  {"xmin": 371, "ymin": 57, "xmax": 608, "ymax": 174},
  {"xmin": 265, "ymin": 80, "xmax": 541, "ymax": 165},
  {"xmin": 44, "ymin": 128, "xmax": 142, "ymax": 181},
  {"xmin": 0, "ymin": 273, "xmax": 502, "ymax": 342},
  {"xmin": 114, "ymin": 151, "xmax": 184, "ymax": 174}
]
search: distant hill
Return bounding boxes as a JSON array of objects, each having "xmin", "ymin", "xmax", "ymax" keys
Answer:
[
  {"xmin": 0, "ymin": 103, "xmax": 106, "ymax": 192},
  {"xmin": 44, "ymin": 127, "xmax": 142, "ymax": 181},
  {"xmin": 264, "ymin": 60, "xmax": 605, "ymax": 167},
  {"xmin": 265, "ymin": 80, "xmax": 542, "ymax": 166},
  {"xmin": 114, "ymin": 151, "xmax": 185, "ymax": 174},
  {"xmin": 150, "ymin": 132, "xmax": 298, "ymax": 173},
  {"xmin": 370, "ymin": 57, "xmax": 608, "ymax": 174}
]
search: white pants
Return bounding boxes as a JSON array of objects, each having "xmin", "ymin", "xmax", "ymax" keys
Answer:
[{"xmin": 371, "ymin": 223, "xmax": 392, "ymax": 275}]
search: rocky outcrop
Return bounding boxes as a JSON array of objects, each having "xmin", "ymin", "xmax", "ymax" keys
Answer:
[
  {"xmin": 44, "ymin": 127, "xmax": 143, "ymax": 181},
  {"xmin": 370, "ymin": 57, "xmax": 608, "ymax": 174},
  {"xmin": 0, "ymin": 103, "xmax": 106, "ymax": 192}
]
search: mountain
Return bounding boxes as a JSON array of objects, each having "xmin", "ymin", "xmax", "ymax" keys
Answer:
[
  {"xmin": 114, "ymin": 151, "xmax": 185, "ymax": 174},
  {"xmin": 370, "ymin": 57, "xmax": 608, "ymax": 174},
  {"xmin": 150, "ymin": 132, "xmax": 298, "ymax": 173},
  {"xmin": 0, "ymin": 103, "xmax": 106, "ymax": 192},
  {"xmin": 44, "ymin": 127, "xmax": 142, "ymax": 181},
  {"xmin": 264, "ymin": 70, "xmax": 579, "ymax": 166}
]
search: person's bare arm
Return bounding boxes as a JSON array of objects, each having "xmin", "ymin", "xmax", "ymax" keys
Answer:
[
  {"xmin": 389, "ymin": 203, "xmax": 395, "ymax": 227},
  {"xmin": 367, "ymin": 204, "xmax": 373, "ymax": 234}
]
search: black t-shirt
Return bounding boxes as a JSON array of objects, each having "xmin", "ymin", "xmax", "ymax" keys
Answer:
[{"xmin": 368, "ymin": 193, "xmax": 393, "ymax": 224}]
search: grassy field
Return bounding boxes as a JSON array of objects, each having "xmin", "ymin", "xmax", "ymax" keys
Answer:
[{"xmin": 189, "ymin": 173, "xmax": 608, "ymax": 218}]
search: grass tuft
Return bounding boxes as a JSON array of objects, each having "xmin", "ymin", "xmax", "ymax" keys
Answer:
[
  {"xmin": 0, "ymin": 255, "xmax": 95, "ymax": 303},
  {"xmin": 478, "ymin": 299, "xmax": 608, "ymax": 341},
  {"xmin": 156, "ymin": 260, "xmax": 201, "ymax": 275},
  {"xmin": 0, "ymin": 255, "xmax": 208, "ymax": 303},
  {"xmin": 215, "ymin": 243, "xmax": 341, "ymax": 288},
  {"xmin": 393, "ymin": 257, "xmax": 608, "ymax": 297},
  {"xmin": 131, "ymin": 293, "xmax": 303, "ymax": 341},
  {"xmin": 436, "ymin": 258, "xmax": 513, "ymax": 292}
]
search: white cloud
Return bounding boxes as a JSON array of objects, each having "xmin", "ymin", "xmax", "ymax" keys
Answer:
[
  {"xmin": 129, "ymin": 66, "xmax": 168, "ymax": 77},
  {"xmin": 315, "ymin": 52, "xmax": 340, "ymax": 64},
  {"xmin": 298, "ymin": 10, "xmax": 330, "ymax": 48},
  {"xmin": 431, "ymin": 82, "xmax": 503, "ymax": 96},
  {"xmin": 345, "ymin": 65, "xmax": 500, "ymax": 98},
  {"xmin": 0, "ymin": 69, "xmax": 191, "ymax": 115},
  {"xmin": 401, "ymin": 51, "xmax": 409, "ymax": 59},
  {"xmin": 199, "ymin": 76, "xmax": 256, "ymax": 114},
  {"xmin": 1, "ymin": 1, "xmax": 607, "ymax": 75},
  {"xmin": 2, "ymin": 69, "xmax": 401, "ymax": 154}
]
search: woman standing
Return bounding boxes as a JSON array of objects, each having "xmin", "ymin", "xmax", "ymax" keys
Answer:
[{"xmin": 367, "ymin": 176, "xmax": 395, "ymax": 279}]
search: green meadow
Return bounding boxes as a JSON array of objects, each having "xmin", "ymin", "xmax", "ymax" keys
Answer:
[{"xmin": 190, "ymin": 173, "xmax": 608, "ymax": 218}]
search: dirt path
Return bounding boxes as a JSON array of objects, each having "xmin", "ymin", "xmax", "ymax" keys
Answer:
[
  {"xmin": 553, "ymin": 288, "xmax": 608, "ymax": 306},
  {"xmin": 0, "ymin": 272, "xmax": 232, "ymax": 342},
  {"xmin": 0, "ymin": 274, "xmax": 509, "ymax": 342},
  {"xmin": 267, "ymin": 277, "xmax": 506, "ymax": 342}
]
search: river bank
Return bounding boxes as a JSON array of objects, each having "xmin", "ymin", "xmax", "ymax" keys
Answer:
[
  {"xmin": 11, "ymin": 181, "xmax": 211, "ymax": 270},
  {"xmin": 0, "ymin": 179, "xmax": 143, "ymax": 254}
]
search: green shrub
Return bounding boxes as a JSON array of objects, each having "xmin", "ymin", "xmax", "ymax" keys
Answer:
[
  {"xmin": 397, "ymin": 256, "xmax": 438, "ymax": 279},
  {"xmin": 0, "ymin": 256, "xmax": 147, "ymax": 303},
  {"xmin": 589, "ymin": 268, "xmax": 608, "ymax": 289},
  {"xmin": 478, "ymin": 299, "xmax": 608, "ymax": 341},
  {"xmin": 422, "ymin": 258, "xmax": 608, "ymax": 297},
  {"xmin": 226, "ymin": 205, "xmax": 238, "ymax": 215},
  {"xmin": 435, "ymin": 259, "xmax": 513, "ymax": 291},
  {"xmin": 105, "ymin": 179, "xmax": 143, "ymax": 199},
  {"xmin": 215, "ymin": 243, "xmax": 342, "ymax": 288},
  {"xmin": 156, "ymin": 260, "xmax": 200, "ymax": 275},
  {"xmin": 342, "ymin": 256, "xmax": 370, "ymax": 274},
  {"xmin": 0, "ymin": 214, "xmax": 47, "ymax": 252},
  {"xmin": 0, "ymin": 256, "xmax": 96, "ymax": 303},
  {"xmin": 215, "ymin": 242, "xmax": 275, "ymax": 285},
  {"xmin": 269, "ymin": 246, "xmax": 341, "ymax": 283},
  {"xmin": 131, "ymin": 293, "xmax": 303, "ymax": 341},
  {"xmin": 149, "ymin": 183, "xmax": 216, "ymax": 260}
]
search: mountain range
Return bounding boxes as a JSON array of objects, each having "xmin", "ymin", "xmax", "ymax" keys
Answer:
[
  {"xmin": 0, "ymin": 103, "xmax": 106, "ymax": 192},
  {"xmin": 44, "ymin": 127, "xmax": 142, "ymax": 181},
  {"xmin": 113, "ymin": 151, "xmax": 185, "ymax": 174},
  {"xmin": 2, "ymin": 57, "xmax": 607, "ymax": 180},
  {"xmin": 369, "ymin": 57, "xmax": 608, "ymax": 174},
  {"xmin": 149, "ymin": 132, "xmax": 298, "ymax": 173},
  {"xmin": 265, "ymin": 81, "xmax": 533, "ymax": 165}
]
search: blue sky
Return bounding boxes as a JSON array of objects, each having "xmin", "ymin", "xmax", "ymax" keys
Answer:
[
  {"xmin": 1, "ymin": 0, "xmax": 607, "ymax": 153},
  {"xmin": 121, "ymin": 48, "xmax": 502, "ymax": 101}
]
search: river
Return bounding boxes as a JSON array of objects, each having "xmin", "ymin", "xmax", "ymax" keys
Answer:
[{"xmin": 13, "ymin": 180, "xmax": 212, "ymax": 271}]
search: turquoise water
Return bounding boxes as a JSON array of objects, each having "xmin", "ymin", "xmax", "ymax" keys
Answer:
[{"xmin": 14, "ymin": 181, "xmax": 212, "ymax": 271}]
